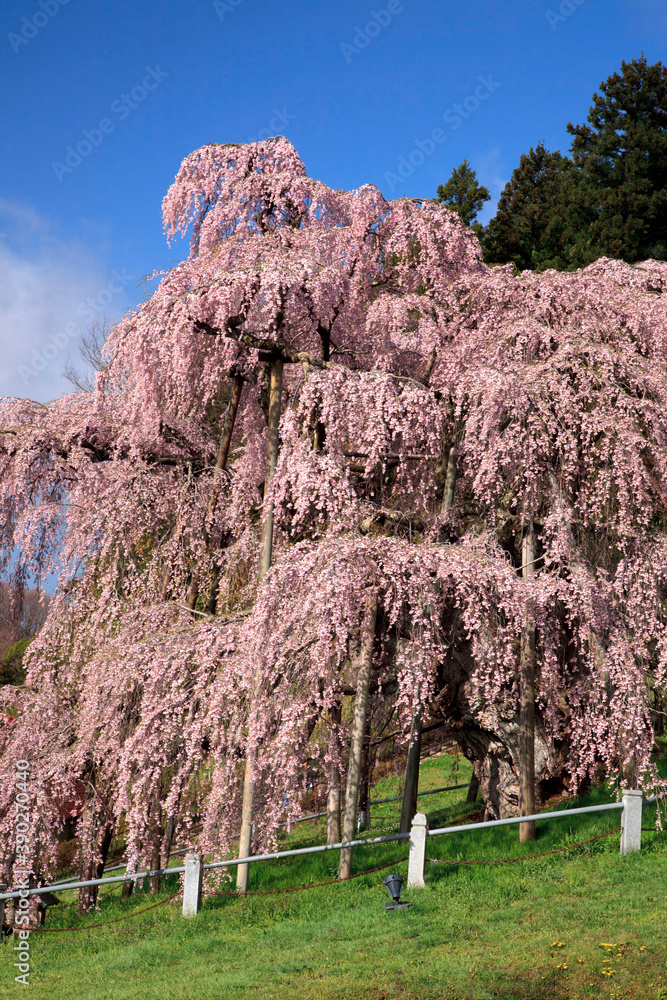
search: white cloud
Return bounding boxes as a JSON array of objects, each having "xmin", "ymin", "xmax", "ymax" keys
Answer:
[{"xmin": 0, "ymin": 201, "xmax": 134, "ymax": 403}]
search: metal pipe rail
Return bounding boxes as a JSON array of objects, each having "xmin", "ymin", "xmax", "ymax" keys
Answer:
[
  {"xmin": 429, "ymin": 800, "xmax": 624, "ymax": 839},
  {"xmin": 0, "ymin": 831, "xmax": 410, "ymax": 900},
  {"xmin": 1, "ymin": 793, "xmax": 655, "ymax": 902},
  {"xmin": 48, "ymin": 782, "xmax": 472, "ymax": 884}
]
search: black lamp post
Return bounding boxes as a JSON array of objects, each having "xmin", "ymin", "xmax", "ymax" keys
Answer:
[{"xmin": 383, "ymin": 873, "xmax": 411, "ymax": 911}]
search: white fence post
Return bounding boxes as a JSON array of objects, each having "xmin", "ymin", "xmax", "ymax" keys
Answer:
[
  {"xmin": 620, "ymin": 789, "xmax": 643, "ymax": 854},
  {"xmin": 407, "ymin": 812, "xmax": 427, "ymax": 888},
  {"xmin": 182, "ymin": 853, "xmax": 203, "ymax": 917}
]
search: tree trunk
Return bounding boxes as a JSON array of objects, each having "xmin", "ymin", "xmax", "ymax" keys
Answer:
[
  {"xmin": 149, "ymin": 839, "xmax": 162, "ymax": 894},
  {"xmin": 78, "ymin": 822, "xmax": 113, "ymax": 914},
  {"xmin": 237, "ymin": 357, "xmax": 283, "ymax": 893},
  {"xmin": 235, "ymin": 746, "xmax": 256, "ymax": 894},
  {"xmin": 399, "ymin": 435, "xmax": 457, "ymax": 828},
  {"xmin": 399, "ymin": 711, "xmax": 422, "ymax": 834},
  {"xmin": 150, "ymin": 784, "xmax": 163, "ymax": 893},
  {"xmin": 442, "ymin": 443, "xmax": 458, "ymax": 514},
  {"xmin": 326, "ymin": 704, "xmax": 341, "ymax": 845},
  {"xmin": 466, "ymin": 772, "xmax": 481, "ymax": 804},
  {"xmin": 519, "ymin": 527, "xmax": 536, "ymax": 843},
  {"xmin": 186, "ymin": 374, "xmax": 244, "ymax": 611},
  {"xmin": 258, "ymin": 358, "xmax": 283, "ymax": 581},
  {"xmin": 339, "ymin": 592, "xmax": 377, "ymax": 879},
  {"xmin": 162, "ymin": 802, "xmax": 179, "ymax": 870},
  {"xmin": 357, "ymin": 711, "xmax": 372, "ymax": 832}
]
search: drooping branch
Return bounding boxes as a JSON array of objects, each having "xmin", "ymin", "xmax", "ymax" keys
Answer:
[{"xmin": 194, "ymin": 320, "xmax": 331, "ymax": 370}]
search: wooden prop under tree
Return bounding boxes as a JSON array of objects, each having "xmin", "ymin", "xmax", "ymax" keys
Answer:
[
  {"xmin": 339, "ymin": 590, "xmax": 377, "ymax": 880},
  {"xmin": 519, "ymin": 525, "xmax": 537, "ymax": 843},
  {"xmin": 236, "ymin": 355, "xmax": 284, "ymax": 894},
  {"xmin": 326, "ymin": 704, "xmax": 342, "ymax": 845},
  {"xmin": 400, "ymin": 416, "xmax": 459, "ymax": 834}
]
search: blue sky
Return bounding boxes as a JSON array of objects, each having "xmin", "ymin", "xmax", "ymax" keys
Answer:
[{"xmin": 1, "ymin": 0, "xmax": 665, "ymax": 402}]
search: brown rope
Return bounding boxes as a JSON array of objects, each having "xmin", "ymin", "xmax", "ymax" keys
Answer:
[
  {"xmin": 428, "ymin": 826, "xmax": 621, "ymax": 866},
  {"xmin": 5, "ymin": 825, "xmax": 626, "ymax": 932},
  {"xmin": 9, "ymin": 890, "xmax": 181, "ymax": 933},
  {"xmin": 6, "ymin": 858, "xmax": 408, "ymax": 932},
  {"xmin": 212, "ymin": 855, "xmax": 409, "ymax": 897}
]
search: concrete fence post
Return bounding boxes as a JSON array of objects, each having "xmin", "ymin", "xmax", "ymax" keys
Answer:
[
  {"xmin": 407, "ymin": 812, "xmax": 427, "ymax": 888},
  {"xmin": 620, "ymin": 789, "xmax": 643, "ymax": 854},
  {"xmin": 182, "ymin": 853, "xmax": 203, "ymax": 917}
]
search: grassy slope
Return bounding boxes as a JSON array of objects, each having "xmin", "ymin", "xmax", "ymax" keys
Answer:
[{"xmin": 1, "ymin": 754, "xmax": 666, "ymax": 1000}]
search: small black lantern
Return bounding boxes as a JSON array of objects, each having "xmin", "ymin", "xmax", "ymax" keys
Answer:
[{"xmin": 383, "ymin": 873, "xmax": 411, "ymax": 911}]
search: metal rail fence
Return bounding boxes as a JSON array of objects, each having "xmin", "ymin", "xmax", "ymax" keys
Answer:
[{"xmin": 0, "ymin": 787, "xmax": 659, "ymax": 922}]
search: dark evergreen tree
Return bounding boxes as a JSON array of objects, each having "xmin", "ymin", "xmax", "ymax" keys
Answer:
[
  {"xmin": 479, "ymin": 56, "xmax": 667, "ymax": 271},
  {"xmin": 566, "ymin": 54, "xmax": 667, "ymax": 266},
  {"xmin": 436, "ymin": 159, "xmax": 490, "ymax": 228},
  {"xmin": 481, "ymin": 142, "xmax": 572, "ymax": 271}
]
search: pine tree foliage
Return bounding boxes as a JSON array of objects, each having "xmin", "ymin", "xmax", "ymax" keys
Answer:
[
  {"xmin": 482, "ymin": 56, "xmax": 667, "ymax": 271},
  {"xmin": 566, "ymin": 54, "xmax": 667, "ymax": 267},
  {"xmin": 482, "ymin": 142, "xmax": 572, "ymax": 271},
  {"xmin": 436, "ymin": 159, "xmax": 490, "ymax": 228}
]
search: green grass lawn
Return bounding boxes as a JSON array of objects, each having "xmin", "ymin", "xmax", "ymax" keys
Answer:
[{"xmin": 2, "ymin": 753, "xmax": 666, "ymax": 1000}]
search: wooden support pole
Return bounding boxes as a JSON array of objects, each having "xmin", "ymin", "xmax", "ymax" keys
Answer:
[
  {"xmin": 258, "ymin": 357, "xmax": 283, "ymax": 582},
  {"xmin": 441, "ymin": 443, "xmax": 458, "ymax": 514},
  {"xmin": 236, "ymin": 357, "xmax": 283, "ymax": 893},
  {"xmin": 399, "ymin": 711, "xmax": 422, "ymax": 834},
  {"xmin": 399, "ymin": 431, "xmax": 459, "ymax": 830},
  {"xmin": 519, "ymin": 526, "xmax": 536, "ymax": 843},
  {"xmin": 327, "ymin": 704, "xmax": 342, "ymax": 845},
  {"xmin": 339, "ymin": 592, "xmax": 377, "ymax": 880}
]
